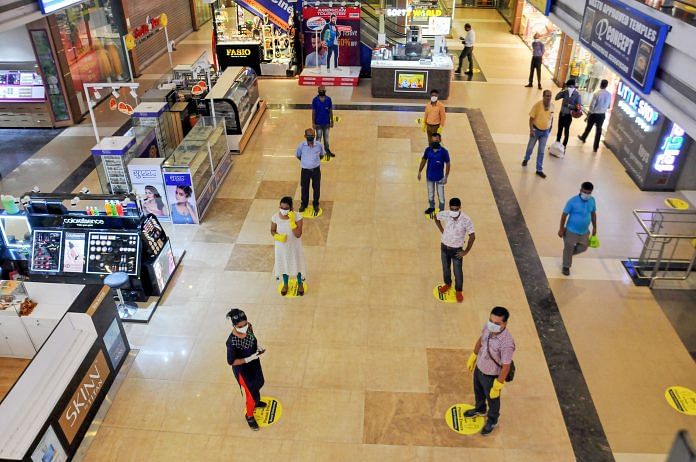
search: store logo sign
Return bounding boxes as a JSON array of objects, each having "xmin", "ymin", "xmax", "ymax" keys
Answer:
[
  {"xmin": 616, "ymin": 81, "xmax": 659, "ymax": 130},
  {"xmin": 653, "ymin": 123, "xmax": 685, "ymax": 173},
  {"xmin": 386, "ymin": 7, "xmax": 442, "ymax": 17},
  {"xmin": 130, "ymin": 168, "xmax": 159, "ymax": 181},
  {"xmin": 63, "ymin": 217, "xmax": 105, "ymax": 227},
  {"xmin": 226, "ymin": 48, "xmax": 252, "ymax": 57},
  {"xmin": 59, "ymin": 351, "xmax": 111, "ymax": 443},
  {"xmin": 306, "ymin": 16, "xmax": 327, "ymax": 31}
]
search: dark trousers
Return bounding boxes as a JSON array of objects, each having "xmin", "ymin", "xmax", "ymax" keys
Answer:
[
  {"xmin": 457, "ymin": 47, "xmax": 474, "ymax": 72},
  {"xmin": 300, "ymin": 167, "xmax": 321, "ymax": 209},
  {"xmin": 440, "ymin": 243, "xmax": 463, "ymax": 291},
  {"xmin": 556, "ymin": 113, "xmax": 573, "ymax": 147},
  {"xmin": 580, "ymin": 113, "xmax": 605, "ymax": 151},
  {"xmin": 528, "ymin": 56, "xmax": 542, "ymax": 85},
  {"xmin": 426, "ymin": 123, "xmax": 440, "ymax": 143},
  {"xmin": 473, "ymin": 367, "xmax": 501, "ymax": 423},
  {"xmin": 327, "ymin": 44, "xmax": 339, "ymax": 69}
]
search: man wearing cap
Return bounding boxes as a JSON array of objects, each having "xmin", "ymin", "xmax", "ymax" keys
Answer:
[{"xmin": 226, "ymin": 308, "xmax": 266, "ymax": 431}]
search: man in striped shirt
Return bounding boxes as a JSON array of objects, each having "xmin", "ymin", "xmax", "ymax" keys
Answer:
[{"xmin": 465, "ymin": 306, "xmax": 516, "ymax": 435}]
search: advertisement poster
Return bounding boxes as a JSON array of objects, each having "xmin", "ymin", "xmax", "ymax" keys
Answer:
[
  {"xmin": 152, "ymin": 241, "xmax": 176, "ymax": 293},
  {"xmin": 128, "ymin": 159, "xmax": 170, "ymax": 221},
  {"xmin": 579, "ymin": 0, "xmax": 669, "ymax": 93},
  {"xmin": 31, "ymin": 425, "xmax": 67, "ymax": 462},
  {"xmin": 62, "ymin": 232, "xmax": 86, "ymax": 273},
  {"xmin": 395, "ymin": 71, "xmax": 428, "ymax": 92},
  {"xmin": 163, "ymin": 172, "xmax": 199, "ymax": 224},
  {"xmin": 303, "ymin": 6, "xmax": 361, "ymax": 67}
]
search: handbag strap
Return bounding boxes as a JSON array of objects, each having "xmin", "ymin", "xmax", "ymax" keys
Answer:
[{"xmin": 486, "ymin": 336, "xmax": 503, "ymax": 369}]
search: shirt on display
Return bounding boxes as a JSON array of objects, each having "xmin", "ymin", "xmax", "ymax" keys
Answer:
[{"xmin": 437, "ymin": 211, "xmax": 474, "ymax": 248}]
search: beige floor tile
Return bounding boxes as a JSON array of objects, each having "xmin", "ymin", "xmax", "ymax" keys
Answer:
[
  {"xmin": 129, "ymin": 336, "xmax": 196, "ymax": 382},
  {"xmin": 366, "ymin": 347, "xmax": 430, "ymax": 392},
  {"xmin": 295, "ymin": 389, "xmax": 365, "ymax": 444},
  {"xmin": 161, "ymin": 381, "xmax": 235, "ymax": 435},
  {"xmin": 103, "ymin": 378, "xmax": 170, "ymax": 430},
  {"xmin": 83, "ymin": 426, "xmax": 158, "ymax": 461},
  {"xmin": 303, "ymin": 345, "xmax": 367, "ymax": 390}
]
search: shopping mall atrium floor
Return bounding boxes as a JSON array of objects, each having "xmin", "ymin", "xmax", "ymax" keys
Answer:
[{"xmin": 1, "ymin": 9, "xmax": 695, "ymax": 462}]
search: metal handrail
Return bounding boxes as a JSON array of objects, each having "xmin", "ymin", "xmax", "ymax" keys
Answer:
[{"xmin": 632, "ymin": 209, "xmax": 696, "ymax": 239}]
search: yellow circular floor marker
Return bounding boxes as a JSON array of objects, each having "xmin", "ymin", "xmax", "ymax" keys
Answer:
[
  {"xmin": 445, "ymin": 403, "xmax": 486, "ymax": 435},
  {"xmin": 425, "ymin": 209, "xmax": 441, "ymax": 220},
  {"xmin": 665, "ymin": 386, "xmax": 696, "ymax": 415},
  {"xmin": 321, "ymin": 154, "xmax": 332, "ymax": 163},
  {"xmin": 333, "ymin": 115, "xmax": 341, "ymax": 123},
  {"xmin": 665, "ymin": 198, "xmax": 689, "ymax": 210},
  {"xmin": 416, "ymin": 117, "xmax": 424, "ymax": 126},
  {"xmin": 252, "ymin": 396, "xmax": 283, "ymax": 427},
  {"xmin": 277, "ymin": 279, "xmax": 307, "ymax": 297},
  {"xmin": 300, "ymin": 206, "xmax": 323, "ymax": 218},
  {"xmin": 433, "ymin": 284, "xmax": 457, "ymax": 303}
]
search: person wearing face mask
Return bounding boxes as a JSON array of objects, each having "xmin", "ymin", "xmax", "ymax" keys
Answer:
[
  {"xmin": 554, "ymin": 79, "xmax": 583, "ymax": 152},
  {"xmin": 271, "ymin": 196, "xmax": 306, "ymax": 296},
  {"xmin": 559, "ymin": 181, "xmax": 597, "ymax": 275},
  {"xmin": 295, "ymin": 127, "xmax": 324, "ymax": 213},
  {"xmin": 464, "ymin": 306, "xmax": 516, "ymax": 436},
  {"xmin": 435, "ymin": 197, "xmax": 476, "ymax": 302},
  {"xmin": 417, "ymin": 132, "xmax": 450, "ymax": 215},
  {"xmin": 311, "ymin": 85, "xmax": 335, "ymax": 158},
  {"xmin": 226, "ymin": 308, "xmax": 266, "ymax": 431},
  {"xmin": 524, "ymin": 33, "xmax": 545, "ymax": 89},
  {"xmin": 423, "ymin": 89, "xmax": 446, "ymax": 143},
  {"xmin": 522, "ymin": 90, "xmax": 554, "ymax": 178}
]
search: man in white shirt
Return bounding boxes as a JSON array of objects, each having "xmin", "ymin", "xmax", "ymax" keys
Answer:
[
  {"xmin": 455, "ymin": 23, "xmax": 476, "ymax": 75},
  {"xmin": 578, "ymin": 79, "xmax": 612, "ymax": 153},
  {"xmin": 435, "ymin": 197, "xmax": 476, "ymax": 302}
]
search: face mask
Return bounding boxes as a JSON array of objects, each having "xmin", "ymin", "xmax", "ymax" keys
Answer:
[
  {"xmin": 487, "ymin": 321, "xmax": 502, "ymax": 333},
  {"xmin": 306, "ymin": 136, "xmax": 315, "ymax": 142},
  {"xmin": 279, "ymin": 208, "xmax": 290, "ymax": 216},
  {"xmin": 430, "ymin": 96, "xmax": 438, "ymax": 102},
  {"xmin": 236, "ymin": 324, "xmax": 249, "ymax": 334},
  {"xmin": 319, "ymin": 91, "xmax": 326, "ymax": 96},
  {"xmin": 580, "ymin": 192, "xmax": 591, "ymax": 201},
  {"xmin": 449, "ymin": 210, "xmax": 460, "ymax": 218},
  {"xmin": 431, "ymin": 142, "xmax": 441, "ymax": 149}
]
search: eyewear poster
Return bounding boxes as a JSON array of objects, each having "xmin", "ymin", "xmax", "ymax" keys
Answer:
[
  {"xmin": 579, "ymin": 0, "xmax": 669, "ymax": 93},
  {"xmin": 31, "ymin": 425, "xmax": 67, "ymax": 462},
  {"xmin": 394, "ymin": 71, "xmax": 428, "ymax": 92},
  {"xmin": 164, "ymin": 172, "xmax": 199, "ymax": 224},
  {"xmin": 62, "ymin": 232, "xmax": 86, "ymax": 273},
  {"xmin": 303, "ymin": 6, "xmax": 361, "ymax": 67}
]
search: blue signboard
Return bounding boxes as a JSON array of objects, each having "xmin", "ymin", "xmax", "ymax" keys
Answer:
[
  {"xmin": 579, "ymin": 0, "xmax": 669, "ymax": 93},
  {"xmin": 234, "ymin": 0, "xmax": 298, "ymax": 29},
  {"xmin": 37, "ymin": 0, "xmax": 83, "ymax": 14}
]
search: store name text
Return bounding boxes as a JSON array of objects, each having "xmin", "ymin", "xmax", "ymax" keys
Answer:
[
  {"xmin": 653, "ymin": 123, "xmax": 685, "ymax": 173},
  {"xmin": 386, "ymin": 8, "xmax": 442, "ymax": 17},
  {"xmin": 616, "ymin": 81, "xmax": 659, "ymax": 130},
  {"xmin": 226, "ymin": 48, "xmax": 252, "ymax": 57},
  {"xmin": 588, "ymin": 0, "xmax": 658, "ymax": 41}
]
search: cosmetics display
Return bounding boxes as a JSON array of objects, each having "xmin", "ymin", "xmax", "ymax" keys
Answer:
[
  {"xmin": 141, "ymin": 215, "xmax": 165, "ymax": 257},
  {"xmin": 86, "ymin": 232, "xmax": 140, "ymax": 275},
  {"xmin": 30, "ymin": 230, "xmax": 63, "ymax": 273}
]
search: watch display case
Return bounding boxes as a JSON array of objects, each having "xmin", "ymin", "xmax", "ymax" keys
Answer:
[
  {"xmin": 0, "ymin": 69, "xmax": 45, "ymax": 102},
  {"xmin": 91, "ymin": 136, "xmax": 137, "ymax": 194}
]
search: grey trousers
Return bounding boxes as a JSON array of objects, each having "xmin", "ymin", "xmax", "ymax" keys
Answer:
[{"xmin": 563, "ymin": 231, "xmax": 589, "ymax": 268}]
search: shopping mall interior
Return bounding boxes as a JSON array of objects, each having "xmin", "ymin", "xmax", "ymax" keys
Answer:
[{"xmin": 0, "ymin": 0, "xmax": 695, "ymax": 460}]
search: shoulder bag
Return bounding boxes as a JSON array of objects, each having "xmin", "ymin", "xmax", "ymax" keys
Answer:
[{"xmin": 486, "ymin": 337, "xmax": 516, "ymax": 382}]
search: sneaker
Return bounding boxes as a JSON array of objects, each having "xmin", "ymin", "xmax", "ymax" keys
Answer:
[
  {"xmin": 246, "ymin": 416, "xmax": 260, "ymax": 431},
  {"xmin": 463, "ymin": 409, "xmax": 486, "ymax": 418},
  {"xmin": 524, "ymin": 83, "xmax": 533, "ymax": 88},
  {"xmin": 562, "ymin": 267, "xmax": 570, "ymax": 276},
  {"xmin": 424, "ymin": 207, "xmax": 435, "ymax": 215},
  {"xmin": 255, "ymin": 401, "xmax": 267, "ymax": 409},
  {"xmin": 521, "ymin": 159, "xmax": 528, "ymax": 167},
  {"xmin": 456, "ymin": 291, "xmax": 464, "ymax": 302},
  {"xmin": 481, "ymin": 421, "xmax": 497, "ymax": 436},
  {"xmin": 438, "ymin": 284, "xmax": 451, "ymax": 294},
  {"xmin": 536, "ymin": 171, "xmax": 547, "ymax": 179},
  {"xmin": 577, "ymin": 135, "xmax": 586, "ymax": 143}
]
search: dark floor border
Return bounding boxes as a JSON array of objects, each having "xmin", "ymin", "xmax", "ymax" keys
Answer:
[
  {"xmin": 267, "ymin": 103, "xmax": 469, "ymax": 113},
  {"xmin": 466, "ymin": 108, "xmax": 614, "ymax": 462}
]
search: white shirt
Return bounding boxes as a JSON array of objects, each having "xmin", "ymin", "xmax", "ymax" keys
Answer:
[
  {"xmin": 437, "ymin": 211, "xmax": 475, "ymax": 248},
  {"xmin": 464, "ymin": 30, "xmax": 476, "ymax": 47}
]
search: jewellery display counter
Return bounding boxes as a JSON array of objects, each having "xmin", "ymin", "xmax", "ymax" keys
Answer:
[
  {"xmin": 131, "ymin": 102, "xmax": 177, "ymax": 158},
  {"xmin": 91, "ymin": 136, "xmax": 137, "ymax": 194},
  {"xmin": 162, "ymin": 117, "xmax": 232, "ymax": 224},
  {"xmin": 204, "ymin": 66, "xmax": 265, "ymax": 151},
  {"xmin": 0, "ymin": 283, "xmax": 130, "ymax": 461}
]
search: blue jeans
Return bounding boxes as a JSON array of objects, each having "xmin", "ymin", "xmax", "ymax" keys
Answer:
[
  {"xmin": 327, "ymin": 45, "xmax": 338, "ymax": 69},
  {"xmin": 427, "ymin": 180, "xmax": 445, "ymax": 210},
  {"xmin": 523, "ymin": 128, "xmax": 549, "ymax": 172},
  {"xmin": 315, "ymin": 125, "xmax": 330, "ymax": 153}
]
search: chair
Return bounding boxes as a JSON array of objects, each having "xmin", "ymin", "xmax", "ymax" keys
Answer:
[{"xmin": 104, "ymin": 272, "xmax": 138, "ymax": 318}]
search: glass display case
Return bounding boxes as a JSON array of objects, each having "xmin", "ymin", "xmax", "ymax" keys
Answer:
[
  {"xmin": 0, "ymin": 280, "xmax": 28, "ymax": 315},
  {"xmin": 131, "ymin": 102, "xmax": 175, "ymax": 157},
  {"xmin": 0, "ymin": 213, "xmax": 32, "ymax": 250},
  {"xmin": 162, "ymin": 117, "xmax": 231, "ymax": 224},
  {"xmin": 205, "ymin": 66, "xmax": 260, "ymax": 150},
  {"xmin": 91, "ymin": 136, "xmax": 137, "ymax": 194}
]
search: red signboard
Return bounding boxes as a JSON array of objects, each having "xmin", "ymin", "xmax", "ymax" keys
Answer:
[{"xmin": 302, "ymin": 6, "xmax": 361, "ymax": 67}]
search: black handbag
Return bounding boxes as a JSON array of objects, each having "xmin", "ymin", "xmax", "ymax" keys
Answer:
[{"xmin": 487, "ymin": 337, "xmax": 516, "ymax": 382}]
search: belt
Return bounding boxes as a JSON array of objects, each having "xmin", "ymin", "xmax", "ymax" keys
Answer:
[
  {"xmin": 302, "ymin": 166, "xmax": 320, "ymax": 171},
  {"xmin": 532, "ymin": 125, "xmax": 549, "ymax": 131},
  {"xmin": 441, "ymin": 243, "xmax": 462, "ymax": 250}
]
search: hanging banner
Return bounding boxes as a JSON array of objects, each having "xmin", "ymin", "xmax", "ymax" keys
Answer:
[
  {"xmin": 234, "ymin": 0, "xmax": 295, "ymax": 29},
  {"xmin": 302, "ymin": 6, "xmax": 361, "ymax": 67},
  {"xmin": 579, "ymin": 0, "xmax": 669, "ymax": 93}
]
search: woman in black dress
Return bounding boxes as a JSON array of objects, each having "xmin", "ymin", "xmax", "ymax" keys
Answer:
[{"xmin": 226, "ymin": 308, "xmax": 266, "ymax": 430}]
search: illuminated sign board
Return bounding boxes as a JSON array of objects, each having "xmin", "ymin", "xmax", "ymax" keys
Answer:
[
  {"xmin": 385, "ymin": 8, "xmax": 443, "ymax": 17},
  {"xmin": 615, "ymin": 80, "xmax": 659, "ymax": 131},
  {"xmin": 653, "ymin": 123, "xmax": 685, "ymax": 173}
]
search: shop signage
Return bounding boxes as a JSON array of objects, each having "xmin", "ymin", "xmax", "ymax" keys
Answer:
[
  {"xmin": 124, "ymin": 14, "xmax": 168, "ymax": 50},
  {"xmin": 528, "ymin": 0, "xmax": 551, "ymax": 15},
  {"xmin": 59, "ymin": 351, "xmax": 111, "ymax": 443},
  {"xmin": 62, "ymin": 217, "xmax": 105, "ymax": 228},
  {"xmin": 654, "ymin": 123, "xmax": 686, "ymax": 173},
  {"xmin": 37, "ymin": 0, "xmax": 82, "ymax": 14},
  {"xmin": 385, "ymin": 8, "xmax": 443, "ymax": 17},
  {"xmin": 579, "ymin": 0, "xmax": 669, "ymax": 93},
  {"xmin": 163, "ymin": 172, "xmax": 199, "ymax": 225},
  {"xmin": 234, "ymin": 0, "xmax": 294, "ymax": 29},
  {"xmin": 615, "ymin": 80, "xmax": 659, "ymax": 130},
  {"xmin": 216, "ymin": 43, "xmax": 263, "ymax": 74},
  {"xmin": 303, "ymin": 6, "xmax": 361, "ymax": 67}
]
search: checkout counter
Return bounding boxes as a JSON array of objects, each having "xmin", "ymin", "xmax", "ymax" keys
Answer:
[{"xmin": 371, "ymin": 28, "xmax": 453, "ymax": 99}]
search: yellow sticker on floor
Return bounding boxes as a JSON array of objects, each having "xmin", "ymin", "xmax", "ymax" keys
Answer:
[
  {"xmin": 445, "ymin": 403, "xmax": 485, "ymax": 435},
  {"xmin": 321, "ymin": 154, "xmax": 332, "ymax": 163},
  {"xmin": 253, "ymin": 396, "xmax": 283, "ymax": 427},
  {"xmin": 433, "ymin": 284, "xmax": 458, "ymax": 303},
  {"xmin": 333, "ymin": 115, "xmax": 341, "ymax": 123},
  {"xmin": 665, "ymin": 386, "xmax": 696, "ymax": 415},
  {"xmin": 665, "ymin": 198, "xmax": 689, "ymax": 210},
  {"xmin": 301, "ymin": 206, "xmax": 323, "ymax": 218},
  {"xmin": 416, "ymin": 117, "xmax": 423, "ymax": 126},
  {"xmin": 277, "ymin": 279, "xmax": 307, "ymax": 297}
]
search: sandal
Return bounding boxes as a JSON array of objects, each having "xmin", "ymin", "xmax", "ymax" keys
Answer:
[
  {"xmin": 297, "ymin": 283, "xmax": 304, "ymax": 296},
  {"xmin": 281, "ymin": 285, "xmax": 289, "ymax": 296}
]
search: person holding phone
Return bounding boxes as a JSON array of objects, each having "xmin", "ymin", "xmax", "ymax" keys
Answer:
[{"xmin": 226, "ymin": 308, "xmax": 267, "ymax": 431}]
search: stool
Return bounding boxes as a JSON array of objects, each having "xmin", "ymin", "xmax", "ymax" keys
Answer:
[{"xmin": 104, "ymin": 272, "xmax": 138, "ymax": 319}]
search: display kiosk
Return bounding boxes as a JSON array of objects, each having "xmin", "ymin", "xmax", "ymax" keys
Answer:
[{"xmin": 91, "ymin": 136, "xmax": 137, "ymax": 194}]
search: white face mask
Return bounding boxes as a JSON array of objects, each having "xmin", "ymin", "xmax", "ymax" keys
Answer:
[
  {"xmin": 487, "ymin": 321, "xmax": 502, "ymax": 333},
  {"xmin": 431, "ymin": 96, "xmax": 438, "ymax": 102},
  {"xmin": 449, "ymin": 210, "xmax": 460, "ymax": 218},
  {"xmin": 580, "ymin": 192, "xmax": 591, "ymax": 201},
  {"xmin": 236, "ymin": 324, "xmax": 249, "ymax": 334},
  {"xmin": 279, "ymin": 208, "xmax": 290, "ymax": 216}
]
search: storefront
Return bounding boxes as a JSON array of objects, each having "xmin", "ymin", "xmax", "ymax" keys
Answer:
[
  {"xmin": 496, "ymin": 0, "xmax": 520, "ymax": 25},
  {"xmin": 518, "ymin": 1, "xmax": 561, "ymax": 73},
  {"xmin": 191, "ymin": 0, "xmax": 213, "ymax": 30}
]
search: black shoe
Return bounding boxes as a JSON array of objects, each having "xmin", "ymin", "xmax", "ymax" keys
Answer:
[
  {"xmin": 521, "ymin": 160, "xmax": 528, "ymax": 167},
  {"xmin": 577, "ymin": 135, "xmax": 586, "ymax": 143},
  {"xmin": 328, "ymin": 152, "xmax": 336, "ymax": 158},
  {"xmin": 255, "ymin": 401, "xmax": 267, "ymax": 409},
  {"xmin": 455, "ymin": 69, "xmax": 461, "ymax": 74},
  {"xmin": 524, "ymin": 83, "xmax": 533, "ymax": 88},
  {"xmin": 463, "ymin": 409, "xmax": 486, "ymax": 418},
  {"xmin": 424, "ymin": 207, "xmax": 435, "ymax": 215},
  {"xmin": 312, "ymin": 206, "xmax": 320, "ymax": 216},
  {"xmin": 481, "ymin": 421, "xmax": 497, "ymax": 436},
  {"xmin": 465, "ymin": 71, "xmax": 474, "ymax": 75},
  {"xmin": 246, "ymin": 416, "xmax": 260, "ymax": 431},
  {"xmin": 299, "ymin": 207, "xmax": 306, "ymax": 213},
  {"xmin": 562, "ymin": 267, "xmax": 570, "ymax": 276},
  {"xmin": 536, "ymin": 171, "xmax": 547, "ymax": 179},
  {"xmin": 538, "ymin": 84, "xmax": 542, "ymax": 89}
]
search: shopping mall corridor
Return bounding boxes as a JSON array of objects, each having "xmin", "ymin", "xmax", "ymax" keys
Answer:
[{"xmin": 1, "ymin": 8, "xmax": 694, "ymax": 462}]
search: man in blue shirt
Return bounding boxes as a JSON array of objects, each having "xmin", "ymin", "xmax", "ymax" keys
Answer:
[
  {"xmin": 417, "ymin": 133, "xmax": 451, "ymax": 215},
  {"xmin": 311, "ymin": 85, "xmax": 334, "ymax": 158},
  {"xmin": 558, "ymin": 181, "xmax": 598, "ymax": 275},
  {"xmin": 321, "ymin": 15, "xmax": 340, "ymax": 72},
  {"xmin": 296, "ymin": 128, "xmax": 324, "ymax": 213}
]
